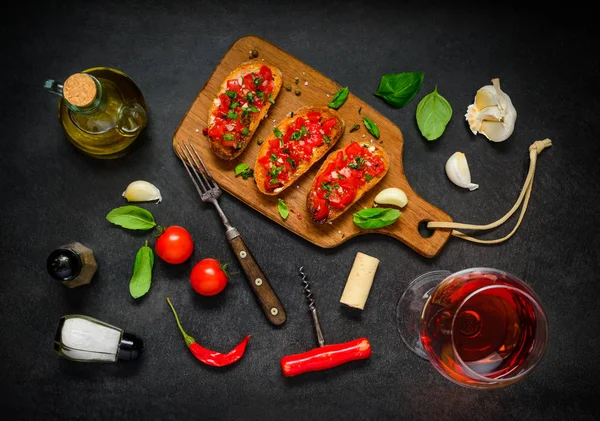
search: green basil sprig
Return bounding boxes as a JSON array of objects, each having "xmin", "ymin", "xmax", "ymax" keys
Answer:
[
  {"xmin": 234, "ymin": 163, "xmax": 254, "ymax": 180},
  {"xmin": 277, "ymin": 199, "xmax": 289, "ymax": 220},
  {"xmin": 353, "ymin": 207, "xmax": 401, "ymax": 229},
  {"xmin": 106, "ymin": 205, "xmax": 156, "ymax": 230},
  {"xmin": 328, "ymin": 86, "xmax": 349, "ymax": 109},
  {"xmin": 416, "ymin": 86, "xmax": 452, "ymax": 141},
  {"xmin": 362, "ymin": 117, "xmax": 380, "ymax": 139},
  {"xmin": 129, "ymin": 240, "xmax": 154, "ymax": 299},
  {"xmin": 374, "ymin": 72, "xmax": 424, "ymax": 108}
]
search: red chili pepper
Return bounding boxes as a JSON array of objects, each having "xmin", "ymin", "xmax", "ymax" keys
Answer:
[
  {"xmin": 280, "ymin": 337, "xmax": 371, "ymax": 377},
  {"xmin": 166, "ymin": 297, "xmax": 250, "ymax": 367}
]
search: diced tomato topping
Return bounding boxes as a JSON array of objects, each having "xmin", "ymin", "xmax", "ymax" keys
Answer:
[
  {"xmin": 294, "ymin": 117, "xmax": 306, "ymax": 130},
  {"xmin": 309, "ymin": 141, "xmax": 386, "ymax": 220},
  {"xmin": 311, "ymin": 192, "xmax": 329, "ymax": 221},
  {"xmin": 243, "ymin": 73, "xmax": 254, "ymax": 88},
  {"xmin": 321, "ymin": 118, "xmax": 337, "ymax": 136},
  {"xmin": 226, "ymin": 80, "xmax": 242, "ymax": 93},
  {"xmin": 258, "ymin": 65, "xmax": 272, "ymax": 83},
  {"xmin": 258, "ymin": 112, "xmax": 346, "ymax": 192},
  {"xmin": 307, "ymin": 111, "xmax": 321, "ymax": 123}
]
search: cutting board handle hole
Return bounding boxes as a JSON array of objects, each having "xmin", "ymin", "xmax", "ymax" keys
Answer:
[{"xmin": 418, "ymin": 220, "xmax": 435, "ymax": 238}]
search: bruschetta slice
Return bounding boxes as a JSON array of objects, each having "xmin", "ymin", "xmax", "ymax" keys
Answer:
[
  {"xmin": 255, "ymin": 106, "xmax": 345, "ymax": 195},
  {"xmin": 307, "ymin": 141, "xmax": 389, "ymax": 223},
  {"xmin": 207, "ymin": 61, "xmax": 283, "ymax": 160}
]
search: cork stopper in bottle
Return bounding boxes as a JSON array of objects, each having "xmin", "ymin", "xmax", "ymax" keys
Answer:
[{"xmin": 63, "ymin": 73, "xmax": 97, "ymax": 107}]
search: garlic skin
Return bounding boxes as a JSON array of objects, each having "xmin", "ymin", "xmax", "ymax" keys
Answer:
[
  {"xmin": 122, "ymin": 180, "xmax": 162, "ymax": 203},
  {"xmin": 465, "ymin": 78, "xmax": 517, "ymax": 142},
  {"xmin": 445, "ymin": 152, "xmax": 479, "ymax": 191},
  {"xmin": 374, "ymin": 188, "xmax": 408, "ymax": 207}
]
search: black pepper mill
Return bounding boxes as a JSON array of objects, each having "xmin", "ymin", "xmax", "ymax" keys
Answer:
[{"xmin": 47, "ymin": 242, "xmax": 97, "ymax": 288}]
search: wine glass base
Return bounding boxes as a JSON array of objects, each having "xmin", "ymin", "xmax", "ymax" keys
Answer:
[{"xmin": 396, "ymin": 270, "xmax": 451, "ymax": 359}]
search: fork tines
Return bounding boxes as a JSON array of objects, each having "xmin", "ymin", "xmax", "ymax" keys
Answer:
[{"xmin": 177, "ymin": 140, "xmax": 219, "ymax": 199}]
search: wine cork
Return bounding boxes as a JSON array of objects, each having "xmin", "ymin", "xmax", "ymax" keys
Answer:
[
  {"xmin": 340, "ymin": 252, "xmax": 380, "ymax": 310},
  {"xmin": 63, "ymin": 73, "xmax": 97, "ymax": 107}
]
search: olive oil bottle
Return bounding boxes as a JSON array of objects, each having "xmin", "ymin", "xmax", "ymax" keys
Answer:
[{"xmin": 45, "ymin": 67, "xmax": 148, "ymax": 159}]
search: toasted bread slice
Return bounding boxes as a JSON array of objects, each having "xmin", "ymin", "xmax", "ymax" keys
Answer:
[
  {"xmin": 307, "ymin": 141, "xmax": 389, "ymax": 224},
  {"xmin": 255, "ymin": 105, "xmax": 345, "ymax": 195},
  {"xmin": 207, "ymin": 61, "xmax": 282, "ymax": 160}
]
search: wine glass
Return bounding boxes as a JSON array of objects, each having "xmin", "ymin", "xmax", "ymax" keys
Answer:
[{"xmin": 396, "ymin": 268, "xmax": 548, "ymax": 388}]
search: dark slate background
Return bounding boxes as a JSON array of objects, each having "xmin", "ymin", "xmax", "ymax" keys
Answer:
[{"xmin": 2, "ymin": 1, "xmax": 599, "ymax": 420}]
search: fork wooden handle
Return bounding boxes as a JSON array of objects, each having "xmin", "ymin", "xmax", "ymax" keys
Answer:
[{"xmin": 229, "ymin": 235, "xmax": 287, "ymax": 326}]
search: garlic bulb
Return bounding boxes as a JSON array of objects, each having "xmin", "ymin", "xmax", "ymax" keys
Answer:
[
  {"xmin": 445, "ymin": 152, "xmax": 479, "ymax": 191},
  {"xmin": 122, "ymin": 180, "xmax": 162, "ymax": 203},
  {"xmin": 465, "ymin": 78, "xmax": 517, "ymax": 142},
  {"xmin": 374, "ymin": 188, "xmax": 408, "ymax": 207}
]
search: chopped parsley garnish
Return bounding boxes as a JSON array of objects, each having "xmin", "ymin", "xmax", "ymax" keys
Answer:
[
  {"xmin": 269, "ymin": 153, "xmax": 278, "ymax": 162},
  {"xmin": 269, "ymin": 178, "xmax": 280, "ymax": 185},
  {"xmin": 268, "ymin": 95, "xmax": 275, "ymax": 104},
  {"xmin": 230, "ymin": 102, "xmax": 239, "ymax": 109},
  {"xmin": 365, "ymin": 174, "xmax": 373, "ymax": 182},
  {"xmin": 290, "ymin": 125, "xmax": 307, "ymax": 140},
  {"xmin": 253, "ymin": 75, "xmax": 263, "ymax": 86},
  {"xmin": 256, "ymin": 91, "xmax": 265, "ymax": 101},
  {"xmin": 273, "ymin": 127, "xmax": 283, "ymax": 139},
  {"xmin": 246, "ymin": 92, "xmax": 255, "ymax": 103},
  {"xmin": 323, "ymin": 134, "xmax": 331, "ymax": 144},
  {"xmin": 225, "ymin": 90, "xmax": 236, "ymax": 98},
  {"xmin": 223, "ymin": 133, "xmax": 235, "ymax": 141},
  {"xmin": 248, "ymin": 105, "xmax": 259, "ymax": 113},
  {"xmin": 269, "ymin": 165, "xmax": 283, "ymax": 177},
  {"xmin": 227, "ymin": 110, "xmax": 238, "ymax": 120},
  {"xmin": 348, "ymin": 156, "xmax": 366, "ymax": 170},
  {"xmin": 286, "ymin": 157, "xmax": 296, "ymax": 170},
  {"xmin": 321, "ymin": 182, "xmax": 333, "ymax": 192},
  {"xmin": 241, "ymin": 127, "xmax": 249, "ymax": 136},
  {"xmin": 236, "ymin": 141, "xmax": 243, "ymax": 149}
]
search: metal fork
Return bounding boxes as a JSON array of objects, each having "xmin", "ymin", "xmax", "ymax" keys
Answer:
[{"xmin": 177, "ymin": 140, "xmax": 286, "ymax": 326}]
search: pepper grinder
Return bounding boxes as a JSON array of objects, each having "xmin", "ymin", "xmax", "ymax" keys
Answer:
[{"xmin": 46, "ymin": 241, "xmax": 97, "ymax": 288}]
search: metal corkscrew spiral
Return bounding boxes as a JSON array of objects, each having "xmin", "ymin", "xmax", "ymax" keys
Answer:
[
  {"xmin": 299, "ymin": 266, "xmax": 316, "ymax": 311},
  {"xmin": 298, "ymin": 266, "xmax": 325, "ymax": 347}
]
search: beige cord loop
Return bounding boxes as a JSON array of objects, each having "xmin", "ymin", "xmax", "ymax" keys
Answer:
[{"xmin": 427, "ymin": 138, "xmax": 552, "ymax": 244}]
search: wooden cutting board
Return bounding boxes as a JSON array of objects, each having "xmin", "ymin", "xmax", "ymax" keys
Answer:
[{"xmin": 173, "ymin": 35, "xmax": 453, "ymax": 258}]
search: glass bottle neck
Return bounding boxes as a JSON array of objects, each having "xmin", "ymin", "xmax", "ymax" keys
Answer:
[{"xmin": 65, "ymin": 75, "xmax": 105, "ymax": 115}]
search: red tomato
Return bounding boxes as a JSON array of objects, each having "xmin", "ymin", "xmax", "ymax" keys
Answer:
[
  {"xmin": 190, "ymin": 258, "xmax": 228, "ymax": 296},
  {"xmin": 155, "ymin": 226, "xmax": 194, "ymax": 264}
]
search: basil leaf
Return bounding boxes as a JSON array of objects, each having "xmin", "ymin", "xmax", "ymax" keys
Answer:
[
  {"xmin": 273, "ymin": 127, "xmax": 283, "ymax": 139},
  {"xmin": 106, "ymin": 206, "xmax": 156, "ymax": 230},
  {"xmin": 362, "ymin": 117, "xmax": 380, "ymax": 139},
  {"xmin": 349, "ymin": 123, "xmax": 360, "ymax": 132},
  {"xmin": 328, "ymin": 86, "xmax": 349, "ymax": 109},
  {"xmin": 235, "ymin": 163, "xmax": 249, "ymax": 176},
  {"xmin": 129, "ymin": 240, "xmax": 154, "ymax": 299},
  {"xmin": 277, "ymin": 199, "xmax": 289, "ymax": 220},
  {"xmin": 374, "ymin": 72, "xmax": 424, "ymax": 108},
  {"xmin": 353, "ymin": 208, "xmax": 401, "ymax": 229},
  {"xmin": 416, "ymin": 86, "xmax": 452, "ymax": 141}
]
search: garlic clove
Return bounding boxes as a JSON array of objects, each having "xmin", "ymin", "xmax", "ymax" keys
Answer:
[
  {"xmin": 122, "ymin": 180, "xmax": 162, "ymax": 203},
  {"xmin": 445, "ymin": 152, "xmax": 479, "ymax": 191},
  {"xmin": 465, "ymin": 78, "xmax": 517, "ymax": 142},
  {"xmin": 374, "ymin": 188, "xmax": 408, "ymax": 208}
]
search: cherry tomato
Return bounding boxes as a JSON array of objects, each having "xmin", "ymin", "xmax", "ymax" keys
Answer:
[
  {"xmin": 190, "ymin": 258, "xmax": 228, "ymax": 296},
  {"xmin": 155, "ymin": 226, "xmax": 194, "ymax": 264}
]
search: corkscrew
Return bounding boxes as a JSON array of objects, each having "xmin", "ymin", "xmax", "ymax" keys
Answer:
[
  {"xmin": 278, "ymin": 267, "xmax": 372, "ymax": 377},
  {"xmin": 299, "ymin": 266, "xmax": 325, "ymax": 347}
]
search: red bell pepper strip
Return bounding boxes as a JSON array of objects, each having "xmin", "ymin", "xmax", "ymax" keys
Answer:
[
  {"xmin": 280, "ymin": 337, "xmax": 371, "ymax": 377},
  {"xmin": 166, "ymin": 297, "xmax": 250, "ymax": 367}
]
